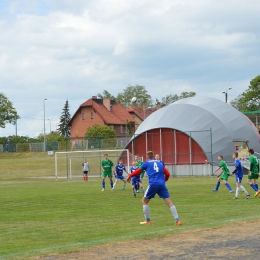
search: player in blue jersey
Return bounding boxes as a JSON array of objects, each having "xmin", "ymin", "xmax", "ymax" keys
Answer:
[
  {"xmin": 112, "ymin": 159, "xmax": 129, "ymax": 190},
  {"xmin": 130, "ymin": 161, "xmax": 144, "ymax": 198},
  {"xmin": 127, "ymin": 151, "xmax": 181, "ymax": 226},
  {"xmin": 230, "ymin": 152, "xmax": 250, "ymax": 199}
]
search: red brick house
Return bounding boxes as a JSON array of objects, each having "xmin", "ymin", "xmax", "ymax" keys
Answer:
[
  {"xmin": 68, "ymin": 96, "xmax": 135, "ymax": 143},
  {"xmin": 127, "ymin": 105, "xmax": 159, "ymax": 129}
]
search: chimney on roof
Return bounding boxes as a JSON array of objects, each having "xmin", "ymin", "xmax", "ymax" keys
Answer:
[
  {"xmin": 92, "ymin": 96, "xmax": 97, "ymax": 99},
  {"xmin": 103, "ymin": 98, "xmax": 112, "ymax": 112}
]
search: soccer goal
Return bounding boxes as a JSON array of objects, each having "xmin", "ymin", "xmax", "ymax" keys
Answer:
[{"xmin": 55, "ymin": 149, "xmax": 130, "ymax": 180}]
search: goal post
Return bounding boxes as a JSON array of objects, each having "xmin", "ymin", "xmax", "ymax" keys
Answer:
[{"xmin": 55, "ymin": 149, "xmax": 130, "ymax": 180}]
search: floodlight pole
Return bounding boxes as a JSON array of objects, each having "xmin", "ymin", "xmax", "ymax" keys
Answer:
[
  {"xmin": 222, "ymin": 87, "xmax": 232, "ymax": 103},
  {"xmin": 43, "ymin": 99, "xmax": 47, "ymax": 151},
  {"xmin": 15, "ymin": 116, "xmax": 17, "ymax": 136},
  {"xmin": 47, "ymin": 118, "xmax": 52, "ymax": 132}
]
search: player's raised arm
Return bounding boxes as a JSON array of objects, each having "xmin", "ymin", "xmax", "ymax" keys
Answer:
[
  {"xmin": 164, "ymin": 168, "xmax": 170, "ymax": 181},
  {"xmin": 127, "ymin": 168, "xmax": 142, "ymax": 182}
]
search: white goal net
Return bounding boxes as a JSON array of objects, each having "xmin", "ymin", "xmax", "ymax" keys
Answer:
[{"xmin": 55, "ymin": 149, "xmax": 130, "ymax": 180}]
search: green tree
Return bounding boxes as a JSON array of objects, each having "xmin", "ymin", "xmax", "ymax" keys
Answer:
[
  {"xmin": 160, "ymin": 94, "xmax": 179, "ymax": 107},
  {"xmin": 160, "ymin": 91, "xmax": 196, "ymax": 107},
  {"xmin": 84, "ymin": 124, "xmax": 116, "ymax": 148},
  {"xmin": 57, "ymin": 100, "xmax": 71, "ymax": 138},
  {"xmin": 0, "ymin": 135, "xmax": 38, "ymax": 144},
  {"xmin": 116, "ymin": 85, "xmax": 153, "ymax": 107},
  {"xmin": 0, "ymin": 93, "xmax": 19, "ymax": 128},
  {"xmin": 230, "ymin": 75, "xmax": 260, "ymax": 111},
  {"xmin": 84, "ymin": 124, "xmax": 116, "ymax": 139},
  {"xmin": 179, "ymin": 91, "xmax": 196, "ymax": 99},
  {"xmin": 229, "ymin": 95, "xmax": 244, "ymax": 111},
  {"xmin": 10, "ymin": 135, "xmax": 38, "ymax": 143},
  {"xmin": 126, "ymin": 121, "xmax": 135, "ymax": 135},
  {"xmin": 97, "ymin": 90, "xmax": 116, "ymax": 100},
  {"xmin": 37, "ymin": 131, "xmax": 67, "ymax": 142}
]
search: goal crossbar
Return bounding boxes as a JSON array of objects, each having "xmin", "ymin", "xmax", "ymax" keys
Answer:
[{"xmin": 55, "ymin": 149, "xmax": 130, "ymax": 180}]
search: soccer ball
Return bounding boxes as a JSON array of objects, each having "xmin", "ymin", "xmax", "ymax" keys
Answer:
[{"xmin": 131, "ymin": 97, "xmax": 137, "ymax": 103}]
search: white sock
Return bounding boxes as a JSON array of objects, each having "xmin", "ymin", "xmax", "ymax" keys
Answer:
[
  {"xmin": 235, "ymin": 187, "xmax": 240, "ymax": 197},
  {"xmin": 122, "ymin": 182, "xmax": 126, "ymax": 189},
  {"xmin": 143, "ymin": 205, "xmax": 150, "ymax": 220},
  {"xmin": 170, "ymin": 205, "xmax": 179, "ymax": 221},
  {"xmin": 240, "ymin": 185, "xmax": 249, "ymax": 195},
  {"xmin": 113, "ymin": 182, "xmax": 116, "ymax": 189}
]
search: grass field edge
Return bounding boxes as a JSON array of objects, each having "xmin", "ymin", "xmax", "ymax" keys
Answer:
[{"xmin": 3, "ymin": 215, "xmax": 260, "ymax": 260}]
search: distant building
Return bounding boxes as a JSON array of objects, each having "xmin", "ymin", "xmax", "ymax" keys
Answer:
[
  {"xmin": 68, "ymin": 96, "xmax": 135, "ymax": 144},
  {"xmin": 124, "ymin": 97, "xmax": 260, "ymax": 176},
  {"xmin": 127, "ymin": 105, "xmax": 159, "ymax": 130}
]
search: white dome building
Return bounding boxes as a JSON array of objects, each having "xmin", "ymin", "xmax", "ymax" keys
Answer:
[{"xmin": 124, "ymin": 96, "xmax": 260, "ymax": 176}]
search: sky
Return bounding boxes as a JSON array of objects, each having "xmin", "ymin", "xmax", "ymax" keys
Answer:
[{"xmin": 0, "ymin": 0, "xmax": 260, "ymax": 138}]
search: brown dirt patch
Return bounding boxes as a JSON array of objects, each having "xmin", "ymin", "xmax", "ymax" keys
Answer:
[{"xmin": 36, "ymin": 220, "xmax": 260, "ymax": 260}]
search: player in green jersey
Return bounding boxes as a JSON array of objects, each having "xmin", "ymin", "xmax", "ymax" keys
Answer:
[
  {"xmin": 246, "ymin": 149, "xmax": 260, "ymax": 197},
  {"xmin": 212, "ymin": 155, "xmax": 233, "ymax": 193},
  {"xmin": 101, "ymin": 154, "xmax": 115, "ymax": 191},
  {"xmin": 135, "ymin": 155, "xmax": 143, "ymax": 169}
]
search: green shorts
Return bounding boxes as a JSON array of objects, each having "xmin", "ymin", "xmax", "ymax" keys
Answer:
[
  {"xmin": 140, "ymin": 171, "xmax": 145, "ymax": 178},
  {"xmin": 102, "ymin": 172, "xmax": 113, "ymax": 178},
  {"xmin": 220, "ymin": 173, "xmax": 229, "ymax": 181},
  {"xmin": 248, "ymin": 173, "xmax": 259, "ymax": 180}
]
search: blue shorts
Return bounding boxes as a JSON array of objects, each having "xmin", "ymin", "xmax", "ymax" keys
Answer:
[
  {"xmin": 235, "ymin": 176, "xmax": 243, "ymax": 183},
  {"xmin": 144, "ymin": 184, "xmax": 170, "ymax": 199},
  {"xmin": 132, "ymin": 177, "xmax": 142, "ymax": 186},
  {"xmin": 115, "ymin": 175, "xmax": 124, "ymax": 180}
]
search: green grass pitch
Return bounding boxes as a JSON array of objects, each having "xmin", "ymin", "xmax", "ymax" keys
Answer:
[{"xmin": 1, "ymin": 175, "xmax": 260, "ymax": 260}]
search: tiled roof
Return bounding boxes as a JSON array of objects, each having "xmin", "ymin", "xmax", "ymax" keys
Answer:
[
  {"xmin": 127, "ymin": 106, "xmax": 156, "ymax": 121},
  {"xmin": 69, "ymin": 98, "xmax": 135, "ymax": 125},
  {"xmin": 93, "ymin": 100, "xmax": 134, "ymax": 124}
]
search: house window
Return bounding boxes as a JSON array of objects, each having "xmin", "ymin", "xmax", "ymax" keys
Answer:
[
  {"xmin": 82, "ymin": 113, "xmax": 85, "ymax": 120},
  {"xmin": 91, "ymin": 112, "xmax": 94, "ymax": 119},
  {"xmin": 120, "ymin": 125, "xmax": 124, "ymax": 133}
]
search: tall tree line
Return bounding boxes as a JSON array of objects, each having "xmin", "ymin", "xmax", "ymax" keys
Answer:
[{"xmin": 97, "ymin": 84, "xmax": 196, "ymax": 107}]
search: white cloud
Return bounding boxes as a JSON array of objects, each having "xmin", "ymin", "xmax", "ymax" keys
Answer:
[
  {"xmin": 0, "ymin": 0, "xmax": 259, "ymax": 137},
  {"xmin": 113, "ymin": 40, "xmax": 128, "ymax": 56}
]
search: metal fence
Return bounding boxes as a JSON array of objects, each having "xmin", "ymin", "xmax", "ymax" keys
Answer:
[
  {"xmin": 0, "ymin": 136, "xmax": 132, "ymax": 153},
  {"xmin": 124, "ymin": 129, "xmax": 213, "ymax": 176},
  {"xmin": 0, "ymin": 131, "xmax": 215, "ymax": 176}
]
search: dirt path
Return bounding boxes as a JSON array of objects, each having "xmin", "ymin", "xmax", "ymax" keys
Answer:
[{"xmin": 36, "ymin": 220, "xmax": 260, "ymax": 260}]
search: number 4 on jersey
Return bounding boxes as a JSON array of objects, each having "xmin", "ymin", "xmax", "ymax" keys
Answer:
[{"xmin": 154, "ymin": 162, "xmax": 159, "ymax": 172}]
